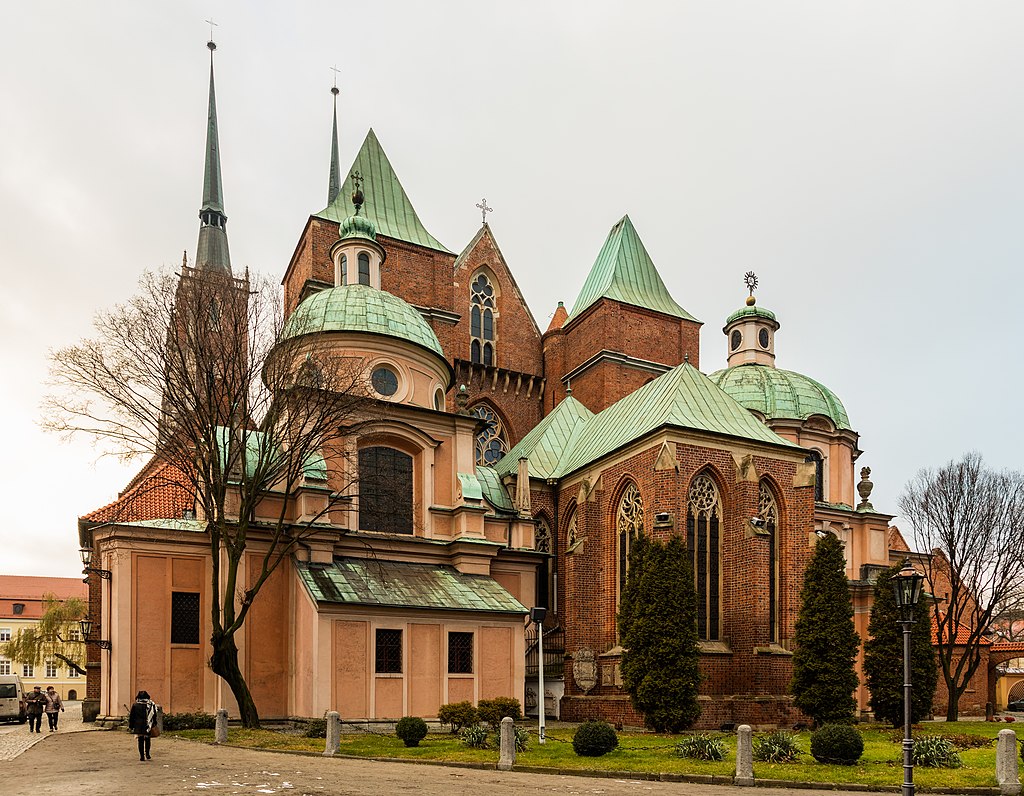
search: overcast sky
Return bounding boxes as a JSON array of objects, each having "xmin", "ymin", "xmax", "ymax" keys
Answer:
[{"xmin": 2, "ymin": 1, "xmax": 1021, "ymax": 578}]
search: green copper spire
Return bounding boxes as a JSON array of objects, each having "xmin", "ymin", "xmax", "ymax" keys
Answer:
[
  {"xmin": 327, "ymin": 84, "xmax": 341, "ymax": 206},
  {"xmin": 566, "ymin": 215, "xmax": 696, "ymax": 324},
  {"xmin": 195, "ymin": 40, "xmax": 231, "ymax": 273}
]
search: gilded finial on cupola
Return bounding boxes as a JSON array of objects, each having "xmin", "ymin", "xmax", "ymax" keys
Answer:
[
  {"xmin": 351, "ymin": 170, "xmax": 364, "ymax": 214},
  {"xmin": 744, "ymin": 271, "xmax": 758, "ymax": 306}
]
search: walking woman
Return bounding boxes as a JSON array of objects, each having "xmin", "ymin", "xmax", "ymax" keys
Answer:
[
  {"xmin": 44, "ymin": 686, "xmax": 63, "ymax": 731},
  {"xmin": 127, "ymin": 691, "xmax": 158, "ymax": 761}
]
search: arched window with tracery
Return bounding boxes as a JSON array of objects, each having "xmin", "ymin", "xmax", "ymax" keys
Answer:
[
  {"xmin": 470, "ymin": 404, "xmax": 507, "ymax": 465},
  {"xmin": 807, "ymin": 450, "xmax": 824, "ymax": 502},
  {"xmin": 687, "ymin": 474, "xmax": 721, "ymax": 641},
  {"xmin": 470, "ymin": 273, "xmax": 496, "ymax": 366},
  {"xmin": 616, "ymin": 483, "xmax": 644, "ymax": 598},
  {"xmin": 759, "ymin": 481, "xmax": 780, "ymax": 643}
]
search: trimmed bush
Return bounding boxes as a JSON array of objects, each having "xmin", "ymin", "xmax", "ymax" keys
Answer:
[
  {"xmin": 912, "ymin": 735, "xmax": 962, "ymax": 768},
  {"xmin": 675, "ymin": 733, "xmax": 727, "ymax": 761},
  {"xmin": 458, "ymin": 724, "xmax": 490, "ymax": 749},
  {"xmin": 572, "ymin": 720, "xmax": 619, "ymax": 757},
  {"xmin": 161, "ymin": 712, "xmax": 216, "ymax": 731},
  {"xmin": 437, "ymin": 701, "xmax": 479, "ymax": 734},
  {"xmin": 477, "ymin": 697, "xmax": 522, "ymax": 730},
  {"xmin": 753, "ymin": 731, "xmax": 802, "ymax": 763},
  {"xmin": 302, "ymin": 718, "xmax": 327, "ymax": 738},
  {"xmin": 810, "ymin": 724, "xmax": 864, "ymax": 765},
  {"xmin": 395, "ymin": 716, "xmax": 428, "ymax": 747}
]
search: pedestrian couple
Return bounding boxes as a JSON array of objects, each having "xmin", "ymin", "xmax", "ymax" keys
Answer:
[
  {"xmin": 24, "ymin": 686, "xmax": 64, "ymax": 733},
  {"xmin": 127, "ymin": 691, "xmax": 159, "ymax": 761}
]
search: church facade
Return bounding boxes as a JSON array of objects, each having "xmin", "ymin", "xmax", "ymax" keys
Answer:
[{"xmin": 79, "ymin": 46, "xmax": 910, "ymax": 728}]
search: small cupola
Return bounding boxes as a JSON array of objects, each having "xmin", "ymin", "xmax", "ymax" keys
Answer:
[
  {"xmin": 723, "ymin": 272, "xmax": 780, "ymax": 368},
  {"xmin": 329, "ymin": 172, "xmax": 386, "ymax": 289}
]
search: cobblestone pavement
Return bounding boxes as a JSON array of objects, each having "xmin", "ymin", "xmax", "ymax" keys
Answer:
[
  {"xmin": 0, "ymin": 701, "xmax": 98, "ymax": 762},
  {"xmin": 0, "ymin": 729, "xmax": 902, "ymax": 796}
]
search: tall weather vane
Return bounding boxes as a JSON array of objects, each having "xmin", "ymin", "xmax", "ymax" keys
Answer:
[
  {"xmin": 744, "ymin": 271, "xmax": 759, "ymax": 305},
  {"xmin": 476, "ymin": 198, "xmax": 493, "ymax": 225}
]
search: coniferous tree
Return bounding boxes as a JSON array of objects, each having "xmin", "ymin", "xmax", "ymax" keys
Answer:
[
  {"xmin": 618, "ymin": 535, "xmax": 701, "ymax": 732},
  {"xmin": 864, "ymin": 564, "xmax": 938, "ymax": 726},
  {"xmin": 791, "ymin": 533, "xmax": 860, "ymax": 726}
]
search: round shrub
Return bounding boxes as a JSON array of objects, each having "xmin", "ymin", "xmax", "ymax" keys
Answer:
[
  {"xmin": 477, "ymin": 697, "xmax": 522, "ymax": 730},
  {"xmin": 810, "ymin": 724, "xmax": 864, "ymax": 765},
  {"xmin": 395, "ymin": 716, "xmax": 428, "ymax": 747},
  {"xmin": 437, "ymin": 701, "xmax": 479, "ymax": 733},
  {"xmin": 572, "ymin": 720, "xmax": 619, "ymax": 757},
  {"xmin": 302, "ymin": 718, "xmax": 327, "ymax": 738}
]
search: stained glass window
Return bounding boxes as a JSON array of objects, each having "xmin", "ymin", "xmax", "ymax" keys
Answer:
[
  {"xmin": 617, "ymin": 483, "xmax": 644, "ymax": 596},
  {"xmin": 470, "ymin": 273, "xmax": 496, "ymax": 365},
  {"xmin": 759, "ymin": 481, "xmax": 779, "ymax": 643},
  {"xmin": 359, "ymin": 447, "xmax": 413, "ymax": 534},
  {"xmin": 687, "ymin": 475, "xmax": 721, "ymax": 641},
  {"xmin": 470, "ymin": 404, "xmax": 507, "ymax": 465}
]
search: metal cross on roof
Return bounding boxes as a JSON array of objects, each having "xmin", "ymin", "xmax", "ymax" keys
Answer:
[
  {"xmin": 744, "ymin": 271, "xmax": 759, "ymax": 297},
  {"xmin": 330, "ymin": 65, "xmax": 341, "ymax": 94},
  {"xmin": 476, "ymin": 198, "xmax": 493, "ymax": 225},
  {"xmin": 205, "ymin": 17, "xmax": 218, "ymax": 40}
]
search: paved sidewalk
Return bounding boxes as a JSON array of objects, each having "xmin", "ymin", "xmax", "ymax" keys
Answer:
[
  {"xmin": 0, "ymin": 701, "xmax": 97, "ymax": 761},
  {"xmin": 0, "ymin": 729, "xmax": 906, "ymax": 796}
]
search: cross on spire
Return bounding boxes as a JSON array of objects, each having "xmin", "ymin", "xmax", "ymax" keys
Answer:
[
  {"xmin": 205, "ymin": 17, "xmax": 218, "ymax": 43},
  {"xmin": 330, "ymin": 64, "xmax": 341, "ymax": 95},
  {"xmin": 475, "ymin": 198, "xmax": 493, "ymax": 225}
]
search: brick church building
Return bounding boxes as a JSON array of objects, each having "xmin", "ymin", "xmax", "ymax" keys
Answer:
[{"xmin": 78, "ymin": 44, "xmax": 912, "ymax": 729}]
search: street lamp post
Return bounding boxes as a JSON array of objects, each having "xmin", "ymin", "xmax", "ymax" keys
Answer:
[
  {"xmin": 530, "ymin": 607, "xmax": 547, "ymax": 744},
  {"xmin": 892, "ymin": 560, "xmax": 925, "ymax": 796}
]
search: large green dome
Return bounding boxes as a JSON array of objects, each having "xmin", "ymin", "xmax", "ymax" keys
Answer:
[
  {"xmin": 283, "ymin": 284, "xmax": 444, "ymax": 359},
  {"xmin": 709, "ymin": 364, "xmax": 851, "ymax": 430}
]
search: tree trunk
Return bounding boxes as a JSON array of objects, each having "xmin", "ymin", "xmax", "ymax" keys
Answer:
[
  {"xmin": 209, "ymin": 631, "xmax": 260, "ymax": 728},
  {"xmin": 945, "ymin": 680, "xmax": 962, "ymax": 722}
]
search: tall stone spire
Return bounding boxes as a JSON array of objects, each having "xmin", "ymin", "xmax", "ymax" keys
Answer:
[
  {"xmin": 195, "ymin": 39, "xmax": 231, "ymax": 273},
  {"xmin": 327, "ymin": 83, "xmax": 341, "ymax": 206}
]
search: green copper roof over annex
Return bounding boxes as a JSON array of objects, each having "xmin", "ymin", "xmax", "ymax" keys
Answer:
[
  {"xmin": 494, "ymin": 395, "xmax": 594, "ymax": 481},
  {"xmin": 725, "ymin": 303, "xmax": 778, "ymax": 327},
  {"xmin": 296, "ymin": 558, "xmax": 527, "ymax": 614},
  {"xmin": 283, "ymin": 284, "xmax": 446, "ymax": 361},
  {"xmin": 316, "ymin": 129, "xmax": 451, "ymax": 254},
  {"xmin": 709, "ymin": 364, "xmax": 852, "ymax": 430},
  {"xmin": 552, "ymin": 363, "xmax": 797, "ymax": 478},
  {"xmin": 566, "ymin": 215, "xmax": 698, "ymax": 324}
]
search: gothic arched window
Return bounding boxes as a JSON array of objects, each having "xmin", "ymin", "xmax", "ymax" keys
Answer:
[
  {"xmin": 687, "ymin": 474, "xmax": 721, "ymax": 641},
  {"xmin": 807, "ymin": 450, "xmax": 824, "ymax": 502},
  {"xmin": 470, "ymin": 404, "xmax": 507, "ymax": 465},
  {"xmin": 470, "ymin": 273, "xmax": 496, "ymax": 366},
  {"xmin": 616, "ymin": 483, "xmax": 644, "ymax": 597},
  {"xmin": 759, "ymin": 481, "xmax": 780, "ymax": 643},
  {"xmin": 358, "ymin": 446, "xmax": 413, "ymax": 534}
]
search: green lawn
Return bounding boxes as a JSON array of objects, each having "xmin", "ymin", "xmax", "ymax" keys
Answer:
[{"xmin": 171, "ymin": 721, "xmax": 1016, "ymax": 791}]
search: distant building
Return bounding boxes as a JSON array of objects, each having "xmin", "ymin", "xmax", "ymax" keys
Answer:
[{"xmin": 0, "ymin": 575, "xmax": 87, "ymax": 700}]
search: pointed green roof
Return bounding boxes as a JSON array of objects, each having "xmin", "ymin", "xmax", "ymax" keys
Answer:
[
  {"xmin": 493, "ymin": 396, "xmax": 594, "ymax": 481},
  {"xmin": 195, "ymin": 45, "xmax": 231, "ymax": 273},
  {"xmin": 316, "ymin": 129, "xmax": 451, "ymax": 254},
  {"xmin": 327, "ymin": 90, "xmax": 341, "ymax": 206},
  {"xmin": 551, "ymin": 364, "xmax": 797, "ymax": 478},
  {"xmin": 566, "ymin": 215, "xmax": 697, "ymax": 323},
  {"xmin": 201, "ymin": 55, "xmax": 224, "ymax": 215}
]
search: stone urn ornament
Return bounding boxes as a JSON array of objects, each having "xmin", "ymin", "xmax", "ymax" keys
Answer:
[{"xmin": 856, "ymin": 467, "xmax": 874, "ymax": 511}]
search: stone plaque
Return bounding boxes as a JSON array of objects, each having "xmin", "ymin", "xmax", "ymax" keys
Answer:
[{"xmin": 572, "ymin": 649, "xmax": 598, "ymax": 693}]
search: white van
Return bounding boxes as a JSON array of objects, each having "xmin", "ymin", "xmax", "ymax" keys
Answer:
[{"xmin": 0, "ymin": 674, "xmax": 26, "ymax": 723}]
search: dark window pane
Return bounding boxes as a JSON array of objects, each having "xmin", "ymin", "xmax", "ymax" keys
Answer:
[
  {"xmin": 807, "ymin": 451, "xmax": 824, "ymax": 502},
  {"xmin": 375, "ymin": 628, "xmax": 402, "ymax": 673},
  {"xmin": 696, "ymin": 515, "xmax": 707, "ymax": 640},
  {"xmin": 471, "ymin": 339, "xmax": 481, "ymax": 364},
  {"xmin": 471, "ymin": 306, "xmax": 481, "ymax": 337},
  {"xmin": 359, "ymin": 447, "xmax": 413, "ymax": 534},
  {"xmin": 371, "ymin": 367, "xmax": 398, "ymax": 396},
  {"xmin": 708, "ymin": 516, "xmax": 719, "ymax": 641},
  {"xmin": 358, "ymin": 253, "xmax": 370, "ymax": 285},
  {"xmin": 171, "ymin": 591, "xmax": 200, "ymax": 645},
  {"xmin": 768, "ymin": 519, "xmax": 777, "ymax": 642},
  {"xmin": 483, "ymin": 309, "xmax": 493, "ymax": 340},
  {"xmin": 341, "ymin": 254, "xmax": 347, "ymax": 284},
  {"xmin": 483, "ymin": 342, "xmax": 493, "ymax": 367},
  {"xmin": 448, "ymin": 631, "xmax": 473, "ymax": 674}
]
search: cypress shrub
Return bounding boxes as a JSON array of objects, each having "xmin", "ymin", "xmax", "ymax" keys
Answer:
[
  {"xmin": 864, "ymin": 565, "xmax": 937, "ymax": 727},
  {"xmin": 618, "ymin": 535, "xmax": 701, "ymax": 732},
  {"xmin": 791, "ymin": 533, "xmax": 860, "ymax": 726}
]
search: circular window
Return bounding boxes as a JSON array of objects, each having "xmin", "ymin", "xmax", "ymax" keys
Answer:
[
  {"xmin": 434, "ymin": 387, "xmax": 446, "ymax": 411},
  {"xmin": 371, "ymin": 366, "xmax": 399, "ymax": 397},
  {"xmin": 758, "ymin": 328, "xmax": 770, "ymax": 348},
  {"xmin": 730, "ymin": 330, "xmax": 742, "ymax": 351}
]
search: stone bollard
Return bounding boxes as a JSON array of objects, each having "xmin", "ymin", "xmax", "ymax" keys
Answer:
[
  {"xmin": 497, "ymin": 716, "xmax": 516, "ymax": 771},
  {"xmin": 215, "ymin": 708, "xmax": 228, "ymax": 744},
  {"xmin": 323, "ymin": 711, "xmax": 341, "ymax": 757},
  {"xmin": 996, "ymin": 729, "xmax": 1021, "ymax": 796},
  {"xmin": 734, "ymin": 724, "xmax": 754, "ymax": 787}
]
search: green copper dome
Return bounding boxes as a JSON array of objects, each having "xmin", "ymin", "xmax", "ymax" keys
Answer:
[
  {"xmin": 339, "ymin": 212, "xmax": 377, "ymax": 242},
  {"xmin": 283, "ymin": 284, "xmax": 445, "ymax": 359},
  {"xmin": 709, "ymin": 364, "xmax": 852, "ymax": 430},
  {"xmin": 724, "ymin": 304, "xmax": 778, "ymax": 327}
]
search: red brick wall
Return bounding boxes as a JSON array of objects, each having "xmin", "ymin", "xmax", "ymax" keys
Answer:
[
  {"xmin": 85, "ymin": 570, "xmax": 101, "ymax": 700},
  {"xmin": 930, "ymin": 645, "xmax": 991, "ymax": 717}
]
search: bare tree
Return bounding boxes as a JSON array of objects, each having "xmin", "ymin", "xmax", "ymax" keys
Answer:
[
  {"xmin": 0, "ymin": 593, "xmax": 87, "ymax": 676},
  {"xmin": 899, "ymin": 452, "xmax": 1024, "ymax": 721},
  {"xmin": 46, "ymin": 266, "xmax": 377, "ymax": 727}
]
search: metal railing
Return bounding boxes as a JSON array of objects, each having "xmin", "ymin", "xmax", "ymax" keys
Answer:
[{"xmin": 525, "ymin": 625, "xmax": 564, "ymax": 677}]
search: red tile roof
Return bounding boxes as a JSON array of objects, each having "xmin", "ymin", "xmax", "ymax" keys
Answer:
[
  {"xmin": 992, "ymin": 642, "xmax": 1024, "ymax": 653},
  {"xmin": 932, "ymin": 613, "xmax": 993, "ymax": 646},
  {"xmin": 0, "ymin": 576, "xmax": 87, "ymax": 619},
  {"xmin": 81, "ymin": 459, "xmax": 194, "ymax": 524}
]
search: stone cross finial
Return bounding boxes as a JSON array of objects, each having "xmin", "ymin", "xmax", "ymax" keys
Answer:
[{"xmin": 476, "ymin": 198, "xmax": 493, "ymax": 225}]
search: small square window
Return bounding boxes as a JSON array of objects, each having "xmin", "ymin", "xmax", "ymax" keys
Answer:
[
  {"xmin": 23, "ymin": 664, "xmax": 33, "ymax": 678},
  {"xmin": 0, "ymin": 660, "xmax": 10, "ymax": 676},
  {"xmin": 448, "ymin": 631, "xmax": 474, "ymax": 674},
  {"xmin": 171, "ymin": 592, "xmax": 201, "ymax": 645},
  {"xmin": 375, "ymin": 629, "xmax": 402, "ymax": 674},
  {"xmin": 45, "ymin": 661, "xmax": 58, "ymax": 678},
  {"xmin": 67, "ymin": 668, "xmax": 80, "ymax": 678},
  {"xmin": 0, "ymin": 628, "xmax": 10, "ymax": 642}
]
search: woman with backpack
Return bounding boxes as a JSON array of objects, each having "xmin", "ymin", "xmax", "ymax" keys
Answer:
[{"xmin": 127, "ymin": 691, "xmax": 158, "ymax": 761}]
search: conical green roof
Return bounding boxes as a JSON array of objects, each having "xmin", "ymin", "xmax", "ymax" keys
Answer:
[
  {"xmin": 493, "ymin": 396, "xmax": 594, "ymax": 480},
  {"xmin": 552, "ymin": 364, "xmax": 796, "ymax": 477},
  {"xmin": 316, "ymin": 129, "xmax": 451, "ymax": 254},
  {"xmin": 195, "ymin": 47, "xmax": 231, "ymax": 273},
  {"xmin": 566, "ymin": 215, "xmax": 697, "ymax": 323}
]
